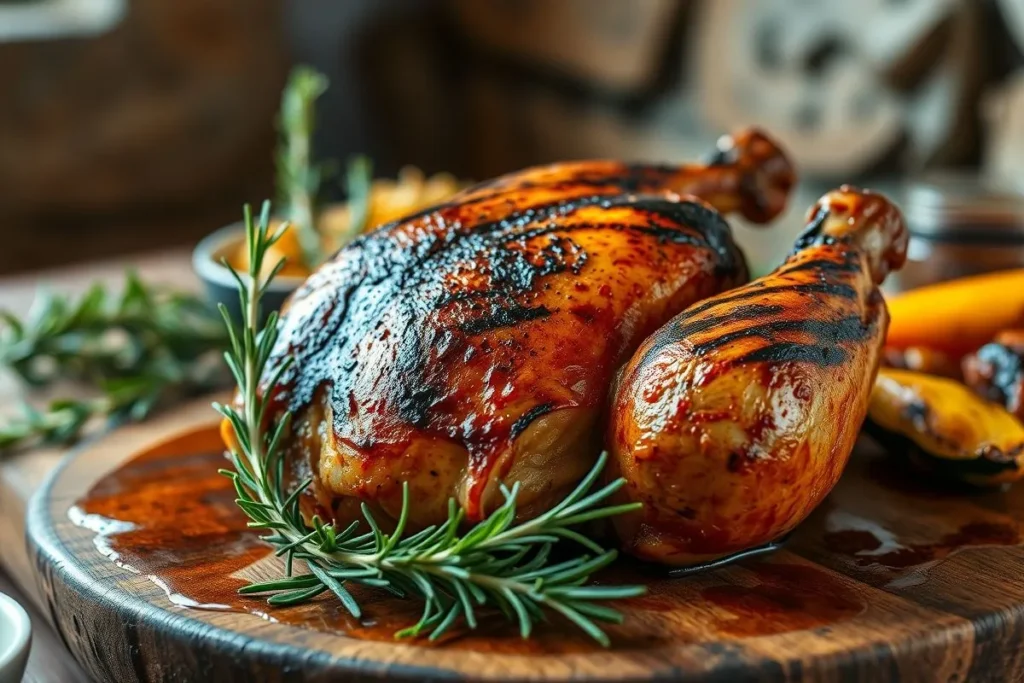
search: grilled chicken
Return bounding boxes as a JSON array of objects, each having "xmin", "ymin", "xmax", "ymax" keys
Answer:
[
  {"xmin": 263, "ymin": 130, "xmax": 795, "ymax": 529},
  {"xmin": 608, "ymin": 187, "xmax": 908, "ymax": 566}
]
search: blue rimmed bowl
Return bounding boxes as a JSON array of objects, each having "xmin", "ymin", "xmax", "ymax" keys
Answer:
[{"xmin": 192, "ymin": 221, "xmax": 305, "ymax": 323}]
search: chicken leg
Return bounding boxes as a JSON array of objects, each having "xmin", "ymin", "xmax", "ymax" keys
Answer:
[{"xmin": 608, "ymin": 186, "xmax": 908, "ymax": 566}]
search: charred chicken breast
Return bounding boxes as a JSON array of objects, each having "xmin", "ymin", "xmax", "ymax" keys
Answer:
[
  {"xmin": 608, "ymin": 187, "xmax": 908, "ymax": 566},
  {"xmin": 262, "ymin": 130, "xmax": 795, "ymax": 529}
]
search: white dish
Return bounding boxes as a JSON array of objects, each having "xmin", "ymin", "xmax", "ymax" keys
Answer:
[{"xmin": 0, "ymin": 592, "xmax": 31, "ymax": 683}]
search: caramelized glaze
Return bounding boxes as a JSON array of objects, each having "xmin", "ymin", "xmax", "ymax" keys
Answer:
[
  {"xmin": 70, "ymin": 421, "xmax": 1024, "ymax": 651},
  {"xmin": 792, "ymin": 439, "xmax": 1024, "ymax": 589},
  {"xmin": 68, "ymin": 428, "xmax": 264, "ymax": 612},
  {"xmin": 698, "ymin": 564, "xmax": 864, "ymax": 637}
]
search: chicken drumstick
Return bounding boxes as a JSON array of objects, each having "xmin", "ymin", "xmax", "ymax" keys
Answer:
[{"xmin": 608, "ymin": 186, "xmax": 908, "ymax": 566}]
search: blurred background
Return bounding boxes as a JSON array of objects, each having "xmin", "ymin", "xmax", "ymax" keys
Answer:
[{"xmin": 2, "ymin": 0, "xmax": 1024, "ymax": 282}]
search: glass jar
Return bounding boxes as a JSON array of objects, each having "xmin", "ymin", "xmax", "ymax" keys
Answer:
[{"xmin": 888, "ymin": 174, "xmax": 1024, "ymax": 294}]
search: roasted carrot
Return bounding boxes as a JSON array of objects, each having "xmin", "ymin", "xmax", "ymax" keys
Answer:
[{"xmin": 885, "ymin": 269, "xmax": 1024, "ymax": 356}]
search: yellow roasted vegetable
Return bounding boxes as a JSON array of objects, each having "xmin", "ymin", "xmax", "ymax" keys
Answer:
[
  {"xmin": 227, "ymin": 167, "xmax": 463, "ymax": 279},
  {"xmin": 867, "ymin": 368, "xmax": 1024, "ymax": 486},
  {"xmin": 882, "ymin": 345, "xmax": 961, "ymax": 379},
  {"xmin": 319, "ymin": 167, "xmax": 463, "ymax": 251},
  {"xmin": 885, "ymin": 269, "xmax": 1024, "ymax": 357}
]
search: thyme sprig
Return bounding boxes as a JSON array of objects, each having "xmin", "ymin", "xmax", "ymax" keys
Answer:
[
  {"xmin": 0, "ymin": 274, "xmax": 228, "ymax": 450},
  {"xmin": 216, "ymin": 202, "xmax": 645, "ymax": 645}
]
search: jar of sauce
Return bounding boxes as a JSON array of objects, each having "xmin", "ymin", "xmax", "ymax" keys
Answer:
[{"xmin": 888, "ymin": 174, "xmax": 1024, "ymax": 293}]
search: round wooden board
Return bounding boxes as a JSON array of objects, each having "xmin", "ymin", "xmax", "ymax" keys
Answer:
[{"xmin": 26, "ymin": 397, "xmax": 1024, "ymax": 682}]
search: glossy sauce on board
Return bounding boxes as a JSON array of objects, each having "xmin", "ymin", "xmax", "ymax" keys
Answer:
[{"xmin": 69, "ymin": 426, "xmax": 1024, "ymax": 650}]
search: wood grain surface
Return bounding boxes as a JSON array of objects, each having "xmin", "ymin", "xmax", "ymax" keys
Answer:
[{"xmin": 24, "ymin": 394, "xmax": 1024, "ymax": 682}]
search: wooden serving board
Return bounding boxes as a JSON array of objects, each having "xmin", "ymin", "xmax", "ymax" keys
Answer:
[{"xmin": 25, "ymin": 397, "xmax": 1024, "ymax": 682}]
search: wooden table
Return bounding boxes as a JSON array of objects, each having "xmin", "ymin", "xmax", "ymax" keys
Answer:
[{"xmin": 0, "ymin": 249, "xmax": 196, "ymax": 681}]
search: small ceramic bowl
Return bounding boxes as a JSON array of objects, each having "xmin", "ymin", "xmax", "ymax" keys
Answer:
[
  {"xmin": 192, "ymin": 222, "xmax": 305, "ymax": 323},
  {"xmin": 0, "ymin": 592, "xmax": 31, "ymax": 683}
]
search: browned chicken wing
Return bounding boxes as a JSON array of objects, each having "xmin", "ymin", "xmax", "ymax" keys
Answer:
[
  {"xmin": 262, "ymin": 130, "xmax": 795, "ymax": 529},
  {"xmin": 608, "ymin": 187, "xmax": 908, "ymax": 566}
]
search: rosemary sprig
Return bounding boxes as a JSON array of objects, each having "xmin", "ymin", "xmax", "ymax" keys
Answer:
[
  {"xmin": 216, "ymin": 202, "xmax": 645, "ymax": 645},
  {"xmin": 275, "ymin": 65, "xmax": 329, "ymax": 270},
  {"xmin": 0, "ymin": 398, "xmax": 99, "ymax": 450},
  {"xmin": 344, "ymin": 155, "xmax": 373, "ymax": 238},
  {"xmin": 1, "ymin": 272, "xmax": 225, "ymax": 386},
  {"xmin": 0, "ymin": 274, "xmax": 228, "ymax": 450}
]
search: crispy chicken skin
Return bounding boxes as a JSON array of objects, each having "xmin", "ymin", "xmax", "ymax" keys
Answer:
[
  {"xmin": 261, "ymin": 130, "xmax": 795, "ymax": 529},
  {"xmin": 608, "ymin": 187, "xmax": 908, "ymax": 566}
]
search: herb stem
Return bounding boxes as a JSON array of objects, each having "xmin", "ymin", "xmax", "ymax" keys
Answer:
[{"xmin": 276, "ymin": 66, "xmax": 329, "ymax": 270}]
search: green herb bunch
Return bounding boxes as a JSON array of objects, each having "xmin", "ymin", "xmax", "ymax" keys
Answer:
[
  {"xmin": 217, "ymin": 202, "xmax": 645, "ymax": 645},
  {"xmin": 0, "ymin": 273, "xmax": 228, "ymax": 450}
]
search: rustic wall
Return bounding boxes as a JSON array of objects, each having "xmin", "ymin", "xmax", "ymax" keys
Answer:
[{"xmin": 0, "ymin": 0, "xmax": 287, "ymax": 273}]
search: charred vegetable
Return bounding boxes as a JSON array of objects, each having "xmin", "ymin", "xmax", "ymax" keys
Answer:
[
  {"xmin": 963, "ymin": 330, "xmax": 1024, "ymax": 420},
  {"xmin": 867, "ymin": 368, "xmax": 1024, "ymax": 486}
]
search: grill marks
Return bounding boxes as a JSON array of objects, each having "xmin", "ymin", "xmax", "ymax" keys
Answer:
[
  {"xmin": 737, "ymin": 343, "xmax": 851, "ymax": 366},
  {"xmin": 662, "ymin": 247, "xmax": 873, "ymax": 371},
  {"xmin": 673, "ymin": 304, "xmax": 788, "ymax": 339},
  {"xmin": 420, "ymin": 194, "xmax": 733, "ymax": 320},
  {"xmin": 510, "ymin": 402, "xmax": 556, "ymax": 440},
  {"xmin": 417, "ymin": 193, "xmax": 737, "ymax": 339},
  {"xmin": 681, "ymin": 248, "xmax": 861, "ymax": 316},
  {"xmin": 681, "ymin": 253, "xmax": 860, "ymax": 322},
  {"xmin": 689, "ymin": 315, "xmax": 870, "ymax": 358},
  {"xmin": 628, "ymin": 199, "xmax": 743, "ymax": 277},
  {"xmin": 792, "ymin": 206, "xmax": 832, "ymax": 251},
  {"xmin": 458, "ymin": 304, "xmax": 552, "ymax": 335},
  {"xmin": 681, "ymin": 281, "xmax": 858, "ymax": 321}
]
